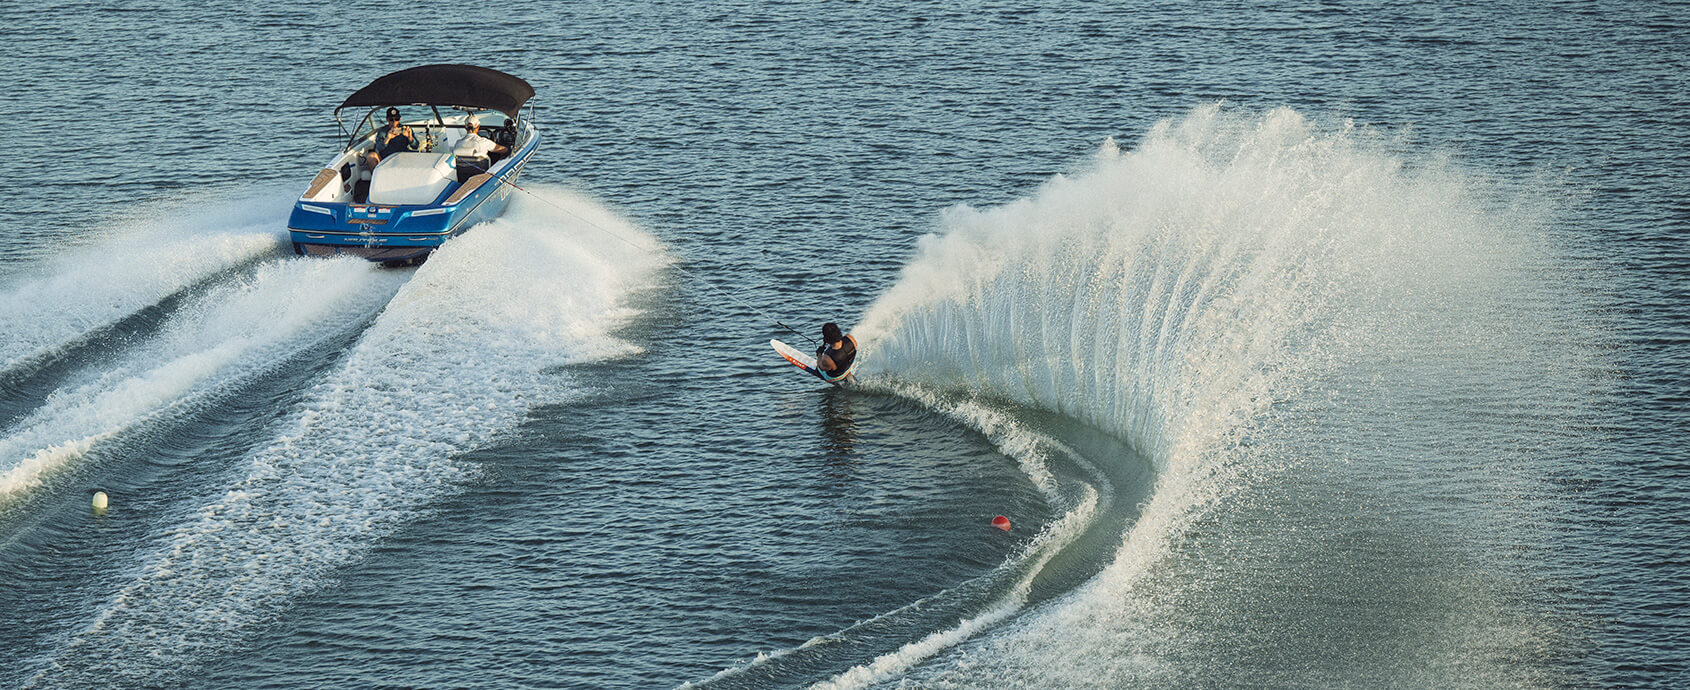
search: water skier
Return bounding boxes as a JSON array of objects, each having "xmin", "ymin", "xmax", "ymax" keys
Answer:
[{"xmin": 815, "ymin": 322, "xmax": 858, "ymax": 383}]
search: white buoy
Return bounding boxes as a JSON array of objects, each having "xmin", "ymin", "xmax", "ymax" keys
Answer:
[{"xmin": 92, "ymin": 491, "xmax": 108, "ymax": 512}]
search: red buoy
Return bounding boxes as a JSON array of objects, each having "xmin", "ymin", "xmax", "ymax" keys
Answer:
[{"xmin": 991, "ymin": 515, "xmax": 1011, "ymax": 531}]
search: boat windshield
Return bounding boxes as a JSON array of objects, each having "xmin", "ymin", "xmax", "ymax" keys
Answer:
[
  {"xmin": 455, "ymin": 109, "xmax": 520, "ymax": 144},
  {"xmin": 346, "ymin": 105, "xmax": 445, "ymax": 151}
]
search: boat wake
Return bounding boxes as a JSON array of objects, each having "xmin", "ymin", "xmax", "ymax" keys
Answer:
[
  {"xmin": 807, "ymin": 105, "xmax": 1602, "ymax": 687},
  {"xmin": 0, "ymin": 191, "xmax": 286, "ymax": 372},
  {"xmin": 0, "ymin": 257, "xmax": 403, "ymax": 503},
  {"xmin": 18, "ymin": 187, "xmax": 667, "ymax": 686}
]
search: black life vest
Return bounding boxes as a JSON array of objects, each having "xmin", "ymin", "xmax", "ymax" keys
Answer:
[{"xmin": 819, "ymin": 334, "xmax": 857, "ymax": 377}]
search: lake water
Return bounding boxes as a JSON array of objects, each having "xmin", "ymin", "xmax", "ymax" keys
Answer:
[{"xmin": 2, "ymin": 1, "xmax": 1685, "ymax": 687}]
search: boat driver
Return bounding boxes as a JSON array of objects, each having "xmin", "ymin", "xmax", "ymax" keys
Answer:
[
  {"xmin": 815, "ymin": 322, "xmax": 858, "ymax": 381},
  {"xmin": 365, "ymin": 107, "xmax": 417, "ymax": 167},
  {"xmin": 453, "ymin": 114, "xmax": 510, "ymax": 169}
]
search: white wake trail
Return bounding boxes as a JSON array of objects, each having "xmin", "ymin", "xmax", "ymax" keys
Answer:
[
  {"xmin": 0, "ymin": 192, "xmax": 289, "ymax": 370},
  {"xmin": 0, "ymin": 257, "xmax": 399, "ymax": 501},
  {"xmin": 27, "ymin": 188, "xmax": 666, "ymax": 687}
]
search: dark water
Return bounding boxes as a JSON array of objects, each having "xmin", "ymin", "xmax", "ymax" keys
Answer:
[{"xmin": 2, "ymin": 1, "xmax": 1685, "ymax": 688}]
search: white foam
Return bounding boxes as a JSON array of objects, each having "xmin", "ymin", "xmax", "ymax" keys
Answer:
[
  {"xmin": 0, "ymin": 191, "xmax": 289, "ymax": 370},
  {"xmin": 27, "ymin": 187, "xmax": 666, "ymax": 686},
  {"xmin": 0, "ymin": 257, "xmax": 398, "ymax": 500},
  {"xmin": 845, "ymin": 105, "xmax": 1570, "ymax": 685}
]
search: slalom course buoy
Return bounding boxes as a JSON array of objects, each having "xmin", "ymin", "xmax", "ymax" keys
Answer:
[
  {"xmin": 92, "ymin": 491, "xmax": 108, "ymax": 513},
  {"xmin": 991, "ymin": 515, "xmax": 1011, "ymax": 531}
]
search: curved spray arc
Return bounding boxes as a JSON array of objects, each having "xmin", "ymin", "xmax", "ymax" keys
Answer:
[
  {"xmin": 25, "ymin": 188, "xmax": 668, "ymax": 687},
  {"xmin": 824, "ymin": 105, "xmax": 1563, "ymax": 687},
  {"xmin": 856, "ymin": 108, "xmax": 1356, "ymax": 465}
]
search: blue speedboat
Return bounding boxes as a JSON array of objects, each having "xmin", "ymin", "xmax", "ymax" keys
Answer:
[{"xmin": 288, "ymin": 64, "xmax": 538, "ymax": 264}]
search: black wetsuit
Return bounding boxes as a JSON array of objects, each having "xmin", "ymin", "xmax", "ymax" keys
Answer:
[{"xmin": 817, "ymin": 336, "xmax": 857, "ymax": 378}]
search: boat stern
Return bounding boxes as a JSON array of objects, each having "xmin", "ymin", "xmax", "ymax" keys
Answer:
[{"xmin": 288, "ymin": 201, "xmax": 458, "ymax": 262}]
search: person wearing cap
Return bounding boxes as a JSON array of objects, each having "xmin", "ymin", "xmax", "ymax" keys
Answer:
[
  {"xmin": 815, "ymin": 322, "xmax": 858, "ymax": 382},
  {"xmin": 452, "ymin": 114, "xmax": 509, "ymax": 165},
  {"xmin": 366, "ymin": 107, "xmax": 418, "ymax": 167}
]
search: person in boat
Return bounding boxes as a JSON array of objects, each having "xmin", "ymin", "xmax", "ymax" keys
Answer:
[
  {"xmin": 365, "ymin": 107, "xmax": 417, "ymax": 167},
  {"xmin": 453, "ymin": 115, "xmax": 509, "ymax": 166},
  {"xmin": 815, "ymin": 322, "xmax": 858, "ymax": 382}
]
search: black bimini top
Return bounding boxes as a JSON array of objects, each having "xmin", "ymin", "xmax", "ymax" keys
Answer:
[{"xmin": 339, "ymin": 64, "xmax": 534, "ymax": 117}]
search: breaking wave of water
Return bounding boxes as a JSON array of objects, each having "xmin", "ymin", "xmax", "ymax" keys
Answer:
[{"xmin": 834, "ymin": 105, "xmax": 1600, "ymax": 687}]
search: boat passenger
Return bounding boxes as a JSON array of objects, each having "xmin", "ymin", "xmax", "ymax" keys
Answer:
[
  {"xmin": 815, "ymin": 322, "xmax": 857, "ymax": 382},
  {"xmin": 366, "ymin": 107, "xmax": 418, "ymax": 167},
  {"xmin": 453, "ymin": 115, "xmax": 509, "ymax": 169}
]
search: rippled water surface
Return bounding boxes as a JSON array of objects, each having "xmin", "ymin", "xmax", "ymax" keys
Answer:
[{"xmin": 2, "ymin": 1, "xmax": 1685, "ymax": 688}]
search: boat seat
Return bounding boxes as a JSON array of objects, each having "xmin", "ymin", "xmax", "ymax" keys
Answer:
[
  {"xmin": 368, "ymin": 152, "xmax": 456, "ymax": 205},
  {"xmin": 456, "ymin": 155, "xmax": 491, "ymax": 183}
]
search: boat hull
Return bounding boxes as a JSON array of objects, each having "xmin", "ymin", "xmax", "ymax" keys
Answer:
[{"xmin": 288, "ymin": 139, "xmax": 535, "ymax": 263}]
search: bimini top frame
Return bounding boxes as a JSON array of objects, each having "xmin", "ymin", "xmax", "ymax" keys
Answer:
[
  {"xmin": 332, "ymin": 64, "xmax": 536, "ymax": 154},
  {"xmin": 338, "ymin": 64, "xmax": 534, "ymax": 116}
]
